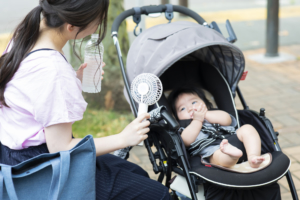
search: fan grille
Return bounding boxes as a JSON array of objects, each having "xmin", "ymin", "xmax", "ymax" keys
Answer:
[{"xmin": 131, "ymin": 73, "xmax": 163, "ymax": 105}]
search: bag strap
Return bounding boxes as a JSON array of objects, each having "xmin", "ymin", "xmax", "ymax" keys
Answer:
[
  {"xmin": 48, "ymin": 151, "xmax": 70, "ymax": 200},
  {"xmin": 0, "ymin": 151, "xmax": 70, "ymax": 200},
  {"xmin": 2, "ymin": 166, "xmax": 18, "ymax": 200},
  {"xmin": 0, "ymin": 171, "xmax": 4, "ymax": 200}
]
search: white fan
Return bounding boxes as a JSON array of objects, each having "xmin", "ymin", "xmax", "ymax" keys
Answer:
[{"xmin": 131, "ymin": 73, "xmax": 163, "ymax": 145}]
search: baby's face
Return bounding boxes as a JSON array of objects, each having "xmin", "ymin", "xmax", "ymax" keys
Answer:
[{"xmin": 175, "ymin": 93, "xmax": 205, "ymax": 120}]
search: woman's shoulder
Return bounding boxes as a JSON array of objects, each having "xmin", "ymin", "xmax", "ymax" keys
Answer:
[
  {"xmin": 20, "ymin": 50, "xmax": 75, "ymax": 78},
  {"xmin": 8, "ymin": 49, "xmax": 78, "ymax": 93},
  {"xmin": 23, "ymin": 49, "xmax": 69, "ymax": 67}
]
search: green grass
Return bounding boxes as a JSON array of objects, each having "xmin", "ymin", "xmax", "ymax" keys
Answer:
[{"xmin": 72, "ymin": 108, "xmax": 135, "ymax": 138}]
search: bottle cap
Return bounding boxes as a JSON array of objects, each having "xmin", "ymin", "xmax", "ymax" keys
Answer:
[{"xmin": 91, "ymin": 34, "xmax": 99, "ymax": 39}]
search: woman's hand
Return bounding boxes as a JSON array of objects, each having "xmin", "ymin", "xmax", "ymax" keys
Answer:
[
  {"xmin": 192, "ymin": 103, "xmax": 207, "ymax": 122},
  {"xmin": 119, "ymin": 113, "xmax": 150, "ymax": 147},
  {"xmin": 101, "ymin": 62, "xmax": 105, "ymax": 80},
  {"xmin": 76, "ymin": 62, "xmax": 106, "ymax": 83},
  {"xmin": 76, "ymin": 63, "xmax": 87, "ymax": 83}
]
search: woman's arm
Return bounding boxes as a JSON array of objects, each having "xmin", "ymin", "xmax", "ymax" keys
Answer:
[
  {"xmin": 44, "ymin": 113, "xmax": 150, "ymax": 156},
  {"xmin": 204, "ymin": 110, "xmax": 232, "ymax": 126}
]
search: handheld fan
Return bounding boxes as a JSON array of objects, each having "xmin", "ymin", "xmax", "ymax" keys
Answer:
[{"xmin": 130, "ymin": 73, "xmax": 163, "ymax": 145}]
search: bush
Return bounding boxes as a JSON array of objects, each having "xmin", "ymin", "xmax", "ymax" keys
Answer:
[
  {"xmin": 69, "ymin": 0, "xmax": 130, "ymax": 111},
  {"xmin": 72, "ymin": 108, "xmax": 134, "ymax": 138}
]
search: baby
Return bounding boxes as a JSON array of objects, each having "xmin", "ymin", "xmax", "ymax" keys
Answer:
[{"xmin": 168, "ymin": 86, "xmax": 265, "ymax": 168}]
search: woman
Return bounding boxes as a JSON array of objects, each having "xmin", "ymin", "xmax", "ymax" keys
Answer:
[{"xmin": 0, "ymin": 0, "xmax": 171, "ymax": 199}]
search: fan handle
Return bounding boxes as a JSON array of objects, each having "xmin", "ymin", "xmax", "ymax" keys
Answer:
[{"xmin": 137, "ymin": 103, "xmax": 148, "ymax": 146}]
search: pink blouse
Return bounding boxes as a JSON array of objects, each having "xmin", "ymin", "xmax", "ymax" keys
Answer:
[{"xmin": 0, "ymin": 49, "xmax": 87, "ymax": 150}]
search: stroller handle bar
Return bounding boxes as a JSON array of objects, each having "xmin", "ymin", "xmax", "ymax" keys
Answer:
[{"xmin": 111, "ymin": 4, "xmax": 206, "ymax": 35}]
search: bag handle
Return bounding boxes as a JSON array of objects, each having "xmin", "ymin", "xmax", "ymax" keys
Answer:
[
  {"xmin": 2, "ymin": 166, "xmax": 18, "ymax": 200},
  {"xmin": 48, "ymin": 151, "xmax": 70, "ymax": 200},
  {"xmin": 1, "ymin": 151, "xmax": 70, "ymax": 200},
  {"xmin": 0, "ymin": 171, "xmax": 3, "ymax": 200}
]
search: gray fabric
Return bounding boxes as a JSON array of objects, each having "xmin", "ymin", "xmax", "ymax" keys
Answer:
[
  {"xmin": 147, "ymin": 106, "xmax": 166, "ymax": 124},
  {"xmin": 187, "ymin": 114, "xmax": 237, "ymax": 159},
  {"xmin": 125, "ymin": 21, "xmax": 245, "ymax": 108},
  {"xmin": 113, "ymin": 146, "xmax": 131, "ymax": 159}
]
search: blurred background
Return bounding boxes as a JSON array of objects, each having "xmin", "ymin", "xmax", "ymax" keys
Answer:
[{"xmin": 1, "ymin": 1, "xmax": 300, "ymax": 199}]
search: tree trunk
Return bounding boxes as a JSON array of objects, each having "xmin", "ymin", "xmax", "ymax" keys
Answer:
[
  {"xmin": 179, "ymin": 0, "xmax": 188, "ymax": 16},
  {"xmin": 179, "ymin": 0, "xmax": 188, "ymax": 7},
  {"xmin": 265, "ymin": 0, "xmax": 279, "ymax": 57},
  {"xmin": 69, "ymin": 0, "xmax": 130, "ymax": 111}
]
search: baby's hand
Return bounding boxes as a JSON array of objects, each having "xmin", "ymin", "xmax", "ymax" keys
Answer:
[{"xmin": 192, "ymin": 103, "xmax": 207, "ymax": 122}]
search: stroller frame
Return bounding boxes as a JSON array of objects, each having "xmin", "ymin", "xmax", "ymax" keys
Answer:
[{"xmin": 111, "ymin": 4, "xmax": 298, "ymax": 200}]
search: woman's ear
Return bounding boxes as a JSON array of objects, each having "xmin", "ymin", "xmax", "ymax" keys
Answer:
[
  {"xmin": 66, "ymin": 24, "xmax": 75, "ymax": 33},
  {"xmin": 65, "ymin": 24, "xmax": 79, "ymax": 39}
]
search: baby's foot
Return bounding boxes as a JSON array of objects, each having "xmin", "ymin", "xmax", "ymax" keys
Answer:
[
  {"xmin": 249, "ymin": 156, "xmax": 265, "ymax": 168},
  {"xmin": 220, "ymin": 139, "xmax": 243, "ymax": 159}
]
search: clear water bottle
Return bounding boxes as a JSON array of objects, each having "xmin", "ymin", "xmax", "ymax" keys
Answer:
[{"xmin": 82, "ymin": 34, "xmax": 104, "ymax": 93}]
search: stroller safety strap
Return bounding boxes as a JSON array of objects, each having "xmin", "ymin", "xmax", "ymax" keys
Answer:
[{"xmin": 187, "ymin": 124, "xmax": 235, "ymax": 156}]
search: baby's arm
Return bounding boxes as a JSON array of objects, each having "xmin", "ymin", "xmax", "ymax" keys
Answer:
[
  {"xmin": 181, "ymin": 103, "xmax": 207, "ymax": 146},
  {"xmin": 181, "ymin": 120, "xmax": 203, "ymax": 147},
  {"xmin": 205, "ymin": 110, "xmax": 232, "ymax": 126}
]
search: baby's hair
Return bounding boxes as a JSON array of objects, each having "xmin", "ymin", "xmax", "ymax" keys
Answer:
[{"xmin": 167, "ymin": 86, "xmax": 213, "ymax": 120}]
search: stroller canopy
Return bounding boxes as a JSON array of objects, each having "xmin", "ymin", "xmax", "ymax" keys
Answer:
[{"xmin": 126, "ymin": 21, "xmax": 245, "ymax": 96}]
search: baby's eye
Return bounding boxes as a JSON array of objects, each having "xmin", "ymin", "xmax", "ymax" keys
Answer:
[
  {"xmin": 192, "ymin": 101, "xmax": 197, "ymax": 105},
  {"xmin": 180, "ymin": 107, "xmax": 186, "ymax": 112}
]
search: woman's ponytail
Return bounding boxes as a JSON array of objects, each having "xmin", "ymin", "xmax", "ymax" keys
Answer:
[
  {"xmin": 0, "ymin": 0, "xmax": 109, "ymax": 108},
  {"xmin": 0, "ymin": 6, "xmax": 42, "ymax": 107}
]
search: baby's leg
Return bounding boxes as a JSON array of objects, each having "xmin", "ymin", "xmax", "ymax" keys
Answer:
[
  {"xmin": 236, "ymin": 124, "xmax": 265, "ymax": 168},
  {"xmin": 209, "ymin": 139, "xmax": 243, "ymax": 168}
]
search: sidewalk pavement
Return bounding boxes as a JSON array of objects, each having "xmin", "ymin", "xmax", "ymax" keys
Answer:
[{"xmin": 127, "ymin": 44, "xmax": 300, "ymax": 200}]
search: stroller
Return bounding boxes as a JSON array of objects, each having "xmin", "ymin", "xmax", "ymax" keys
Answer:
[{"xmin": 111, "ymin": 4, "xmax": 298, "ymax": 200}]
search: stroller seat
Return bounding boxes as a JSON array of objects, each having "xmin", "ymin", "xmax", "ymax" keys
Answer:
[
  {"xmin": 149, "ymin": 93, "xmax": 290, "ymax": 200},
  {"xmin": 189, "ymin": 151, "xmax": 289, "ymax": 188},
  {"xmin": 152, "ymin": 57, "xmax": 291, "ymax": 193},
  {"xmin": 111, "ymin": 5, "xmax": 298, "ymax": 200},
  {"xmin": 199, "ymin": 152, "xmax": 272, "ymax": 174},
  {"xmin": 127, "ymin": 23, "xmax": 292, "ymax": 199}
]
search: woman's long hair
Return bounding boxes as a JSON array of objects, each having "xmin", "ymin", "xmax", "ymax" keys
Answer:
[{"xmin": 0, "ymin": 0, "xmax": 109, "ymax": 107}]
